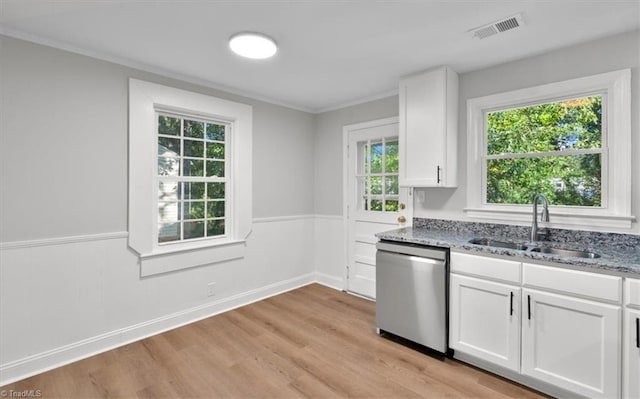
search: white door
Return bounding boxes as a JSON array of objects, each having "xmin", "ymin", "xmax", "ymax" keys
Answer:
[
  {"xmin": 522, "ymin": 288, "xmax": 621, "ymax": 399},
  {"xmin": 449, "ymin": 274, "xmax": 521, "ymax": 372},
  {"xmin": 344, "ymin": 117, "xmax": 410, "ymax": 299},
  {"xmin": 624, "ymin": 308, "xmax": 640, "ymax": 399}
]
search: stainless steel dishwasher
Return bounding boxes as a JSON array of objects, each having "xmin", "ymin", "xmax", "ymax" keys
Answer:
[{"xmin": 376, "ymin": 240, "xmax": 448, "ymax": 355}]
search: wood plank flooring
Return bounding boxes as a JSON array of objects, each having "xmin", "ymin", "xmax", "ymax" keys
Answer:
[{"xmin": 1, "ymin": 284, "xmax": 547, "ymax": 398}]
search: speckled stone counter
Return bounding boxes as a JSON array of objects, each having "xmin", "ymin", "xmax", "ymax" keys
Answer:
[{"xmin": 375, "ymin": 218, "xmax": 640, "ymax": 277}]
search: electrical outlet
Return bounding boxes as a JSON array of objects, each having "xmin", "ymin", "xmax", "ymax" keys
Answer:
[{"xmin": 207, "ymin": 282, "xmax": 216, "ymax": 297}]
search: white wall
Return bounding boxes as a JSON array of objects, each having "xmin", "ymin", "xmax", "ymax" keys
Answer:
[
  {"xmin": 414, "ymin": 30, "xmax": 640, "ymax": 234},
  {"xmin": 311, "ymin": 30, "xmax": 640, "ymax": 235},
  {"xmin": 0, "ymin": 35, "xmax": 318, "ymax": 384},
  {"xmin": 2, "ymin": 28, "xmax": 639, "ymax": 386},
  {"xmin": 310, "ymin": 31, "xmax": 639, "ymax": 293},
  {"xmin": 0, "ymin": 219, "xmax": 316, "ymax": 383},
  {"xmin": 313, "ymin": 96, "xmax": 399, "ymax": 216},
  {"xmin": 312, "ymin": 97, "xmax": 399, "ymax": 284},
  {"xmin": 0, "ymin": 36, "xmax": 316, "ymax": 243}
]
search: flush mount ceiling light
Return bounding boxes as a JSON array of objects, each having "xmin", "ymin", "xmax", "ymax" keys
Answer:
[{"xmin": 229, "ymin": 32, "xmax": 277, "ymax": 59}]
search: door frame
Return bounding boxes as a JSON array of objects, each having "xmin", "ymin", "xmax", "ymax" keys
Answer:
[{"xmin": 342, "ymin": 116, "xmax": 412, "ymax": 292}]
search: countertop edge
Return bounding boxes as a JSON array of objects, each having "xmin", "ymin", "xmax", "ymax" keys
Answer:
[{"xmin": 376, "ymin": 228, "xmax": 640, "ymax": 278}]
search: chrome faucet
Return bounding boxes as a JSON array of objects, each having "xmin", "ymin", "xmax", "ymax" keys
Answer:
[{"xmin": 531, "ymin": 193, "xmax": 550, "ymax": 242}]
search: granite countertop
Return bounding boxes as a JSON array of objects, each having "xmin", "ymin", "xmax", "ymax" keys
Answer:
[{"xmin": 375, "ymin": 219, "xmax": 640, "ymax": 277}]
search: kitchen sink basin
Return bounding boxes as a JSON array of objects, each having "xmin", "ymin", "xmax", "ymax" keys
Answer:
[
  {"xmin": 529, "ymin": 247, "xmax": 601, "ymax": 259},
  {"xmin": 468, "ymin": 238, "xmax": 529, "ymax": 251},
  {"xmin": 468, "ymin": 238, "xmax": 601, "ymax": 259}
]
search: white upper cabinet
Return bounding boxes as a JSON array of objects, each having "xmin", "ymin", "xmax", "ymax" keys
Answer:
[{"xmin": 398, "ymin": 66, "xmax": 458, "ymax": 187}]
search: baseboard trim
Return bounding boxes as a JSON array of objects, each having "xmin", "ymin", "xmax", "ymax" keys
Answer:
[
  {"xmin": 0, "ymin": 273, "xmax": 316, "ymax": 386},
  {"xmin": 453, "ymin": 352, "xmax": 578, "ymax": 399},
  {"xmin": 314, "ymin": 272, "xmax": 344, "ymax": 291}
]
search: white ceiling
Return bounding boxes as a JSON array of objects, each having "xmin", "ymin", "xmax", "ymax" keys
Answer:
[{"xmin": 1, "ymin": 1, "xmax": 639, "ymax": 113}]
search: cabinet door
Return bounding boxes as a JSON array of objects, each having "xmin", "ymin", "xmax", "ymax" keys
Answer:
[
  {"xmin": 624, "ymin": 308, "xmax": 640, "ymax": 399},
  {"xmin": 522, "ymin": 289, "xmax": 621, "ymax": 399},
  {"xmin": 449, "ymin": 274, "xmax": 520, "ymax": 372},
  {"xmin": 399, "ymin": 70, "xmax": 445, "ymax": 187}
]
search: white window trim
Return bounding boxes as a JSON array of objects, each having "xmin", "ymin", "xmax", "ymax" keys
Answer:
[
  {"xmin": 465, "ymin": 69, "xmax": 633, "ymax": 230},
  {"xmin": 129, "ymin": 79, "xmax": 252, "ymax": 276}
]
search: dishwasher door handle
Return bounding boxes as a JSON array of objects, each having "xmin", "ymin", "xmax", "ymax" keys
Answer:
[
  {"xmin": 378, "ymin": 252, "xmax": 445, "ymax": 270},
  {"xmin": 377, "ymin": 241, "xmax": 447, "ymax": 261},
  {"xmin": 406, "ymin": 254, "xmax": 446, "ymax": 267}
]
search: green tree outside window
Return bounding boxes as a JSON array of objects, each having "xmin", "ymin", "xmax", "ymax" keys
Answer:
[{"xmin": 486, "ymin": 96, "xmax": 602, "ymax": 207}]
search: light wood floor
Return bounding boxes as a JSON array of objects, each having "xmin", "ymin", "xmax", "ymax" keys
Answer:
[{"xmin": 2, "ymin": 284, "xmax": 547, "ymax": 398}]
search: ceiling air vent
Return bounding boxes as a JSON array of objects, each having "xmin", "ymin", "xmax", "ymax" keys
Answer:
[{"xmin": 470, "ymin": 13, "xmax": 525, "ymax": 39}]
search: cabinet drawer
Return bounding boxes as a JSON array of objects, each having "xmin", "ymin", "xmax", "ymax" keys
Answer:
[
  {"xmin": 523, "ymin": 263, "xmax": 622, "ymax": 303},
  {"xmin": 451, "ymin": 252, "xmax": 521, "ymax": 284},
  {"xmin": 625, "ymin": 278, "xmax": 640, "ymax": 307}
]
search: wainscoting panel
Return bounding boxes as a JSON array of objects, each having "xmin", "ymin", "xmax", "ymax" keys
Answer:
[
  {"xmin": 314, "ymin": 215, "xmax": 346, "ymax": 290},
  {"xmin": 0, "ymin": 216, "xmax": 321, "ymax": 385}
]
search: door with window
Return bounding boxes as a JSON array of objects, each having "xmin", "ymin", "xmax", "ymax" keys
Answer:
[{"xmin": 345, "ymin": 118, "xmax": 411, "ymax": 298}]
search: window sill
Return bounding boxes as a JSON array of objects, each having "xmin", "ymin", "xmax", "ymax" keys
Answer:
[
  {"xmin": 138, "ymin": 239, "xmax": 246, "ymax": 277},
  {"xmin": 464, "ymin": 207, "xmax": 635, "ymax": 231}
]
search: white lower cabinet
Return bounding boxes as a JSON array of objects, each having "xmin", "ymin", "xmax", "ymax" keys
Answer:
[
  {"xmin": 449, "ymin": 252, "xmax": 624, "ymax": 399},
  {"xmin": 624, "ymin": 308, "xmax": 640, "ymax": 399},
  {"xmin": 624, "ymin": 277, "xmax": 640, "ymax": 399},
  {"xmin": 449, "ymin": 274, "xmax": 520, "ymax": 372},
  {"xmin": 521, "ymin": 288, "xmax": 621, "ymax": 399}
]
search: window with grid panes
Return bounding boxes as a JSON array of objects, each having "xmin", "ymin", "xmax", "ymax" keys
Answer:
[
  {"xmin": 157, "ymin": 113, "xmax": 229, "ymax": 243},
  {"xmin": 485, "ymin": 95, "xmax": 603, "ymax": 207},
  {"xmin": 357, "ymin": 138, "xmax": 399, "ymax": 212},
  {"xmin": 465, "ymin": 69, "xmax": 632, "ymax": 229}
]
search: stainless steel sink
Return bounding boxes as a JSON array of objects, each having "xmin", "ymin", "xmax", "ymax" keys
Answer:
[
  {"xmin": 468, "ymin": 237, "xmax": 601, "ymax": 259},
  {"xmin": 468, "ymin": 238, "xmax": 529, "ymax": 251},
  {"xmin": 529, "ymin": 247, "xmax": 601, "ymax": 259}
]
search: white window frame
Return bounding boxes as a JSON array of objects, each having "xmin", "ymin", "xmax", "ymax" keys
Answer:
[
  {"xmin": 129, "ymin": 79, "xmax": 252, "ymax": 276},
  {"xmin": 466, "ymin": 69, "xmax": 633, "ymax": 230}
]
